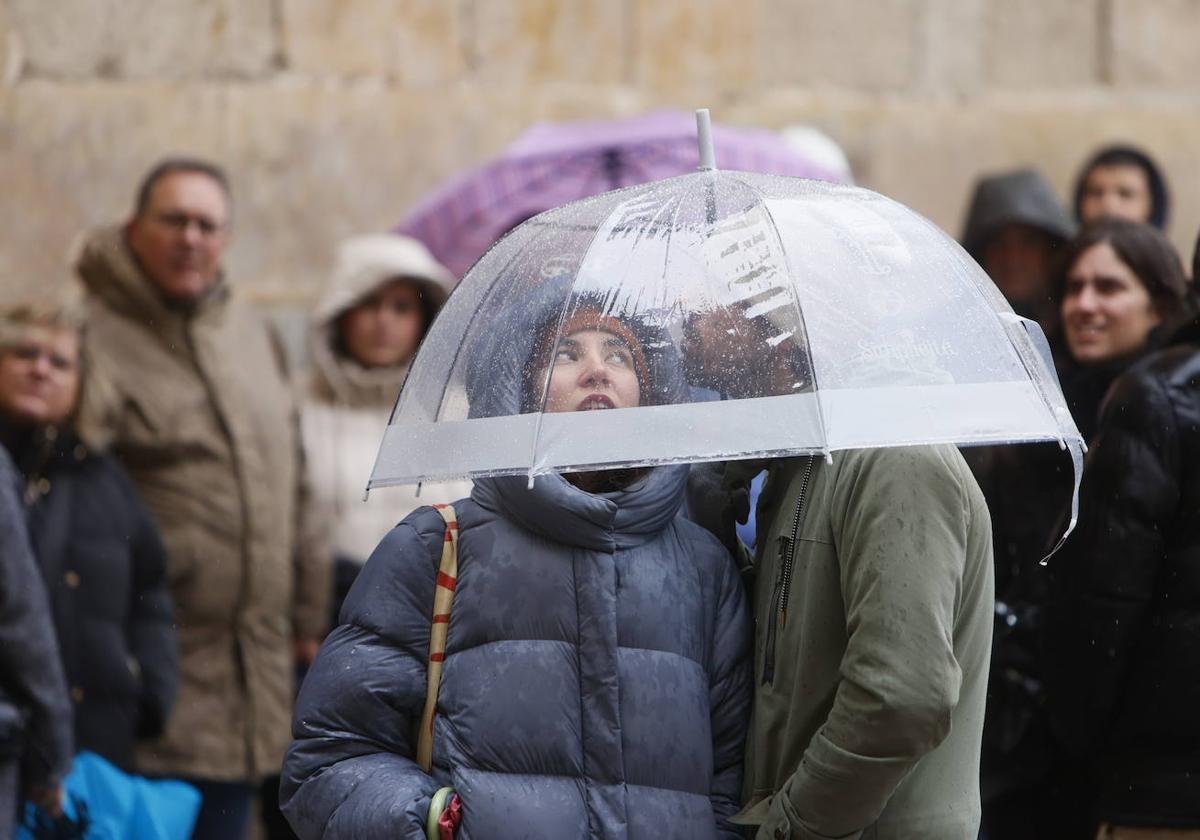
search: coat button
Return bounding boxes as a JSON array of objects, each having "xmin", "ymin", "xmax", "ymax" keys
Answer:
[
  {"xmin": 64, "ymin": 571, "xmax": 81, "ymax": 588},
  {"xmin": 70, "ymin": 686, "xmax": 84, "ymax": 704}
]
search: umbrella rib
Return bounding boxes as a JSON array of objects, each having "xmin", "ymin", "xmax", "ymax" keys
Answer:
[{"xmin": 731, "ymin": 173, "xmax": 832, "ymax": 456}]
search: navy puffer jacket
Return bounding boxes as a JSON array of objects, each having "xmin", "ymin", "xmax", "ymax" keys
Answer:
[{"xmin": 281, "ymin": 463, "xmax": 751, "ymax": 839}]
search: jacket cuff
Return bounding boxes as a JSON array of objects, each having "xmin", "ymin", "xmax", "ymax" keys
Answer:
[{"xmin": 757, "ymin": 788, "xmax": 864, "ymax": 840}]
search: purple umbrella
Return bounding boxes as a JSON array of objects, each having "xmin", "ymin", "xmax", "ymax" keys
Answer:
[{"xmin": 397, "ymin": 110, "xmax": 843, "ymax": 279}]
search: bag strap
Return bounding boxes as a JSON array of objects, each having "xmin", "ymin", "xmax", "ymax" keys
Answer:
[{"xmin": 417, "ymin": 504, "xmax": 459, "ymax": 774}]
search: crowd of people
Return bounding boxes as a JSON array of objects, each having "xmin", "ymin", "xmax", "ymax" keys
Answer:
[{"xmin": 0, "ymin": 137, "xmax": 1196, "ymax": 840}]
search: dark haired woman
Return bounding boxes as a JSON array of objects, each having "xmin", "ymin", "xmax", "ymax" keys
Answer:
[
  {"xmin": 978, "ymin": 218, "xmax": 1192, "ymax": 839},
  {"xmin": 1044, "ymin": 243, "xmax": 1200, "ymax": 836},
  {"xmin": 1057, "ymin": 216, "xmax": 1190, "ymax": 439}
]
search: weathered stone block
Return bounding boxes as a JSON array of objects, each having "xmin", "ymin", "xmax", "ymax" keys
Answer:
[
  {"xmin": 1111, "ymin": 0, "xmax": 1200, "ymax": 88},
  {"xmin": 9, "ymin": 0, "xmax": 275, "ymax": 79},
  {"xmin": 632, "ymin": 0, "xmax": 756, "ymax": 90},
  {"xmin": 984, "ymin": 0, "xmax": 1100, "ymax": 88},
  {"xmin": 863, "ymin": 99, "xmax": 1200, "ymax": 260},
  {"xmin": 756, "ymin": 0, "xmax": 918, "ymax": 92},
  {"xmin": 281, "ymin": 0, "xmax": 465, "ymax": 86},
  {"xmin": 0, "ymin": 1, "xmax": 21, "ymax": 85},
  {"xmin": 0, "ymin": 81, "xmax": 228, "ymax": 299},
  {"xmin": 913, "ymin": 0, "xmax": 986, "ymax": 95},
  {"xmin": 471, "ymin": 0, "xmax": 628, "ymax": 84}
]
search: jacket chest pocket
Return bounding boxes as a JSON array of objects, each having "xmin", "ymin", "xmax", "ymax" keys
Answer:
[
  {"xmin": 120, "ymin": 386, "xmax": 227, "ymax": 466},
  {"xmin": 759, "ymin": 535, "xmax": 840, "ymax": 690}
]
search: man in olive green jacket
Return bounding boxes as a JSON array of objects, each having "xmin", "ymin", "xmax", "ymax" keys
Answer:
[
  {"xmin": 720, "ymin": 447, "xmax": 993, "ymax": 840},
  {"xmin": 74, "ymin": 159, "xmax": 329, "ymax": 839},
  {"xmin": 685, "ymin": 306, "xmax": 993, "ymax": 839}
]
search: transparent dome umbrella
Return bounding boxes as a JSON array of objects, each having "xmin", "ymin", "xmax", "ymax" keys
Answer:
[{"xmin": 370, "ymin": 111, "xmax": 1084, "ymax": 545}]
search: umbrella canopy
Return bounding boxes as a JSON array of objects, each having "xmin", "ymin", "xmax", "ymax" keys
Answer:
[
  {"xmin": 398, "ymin": 110, "xmax": 843, "ymax": 278},
  {"xmin": 372, "ymin": 167, "xmax": 1083, "ymax": 500}
]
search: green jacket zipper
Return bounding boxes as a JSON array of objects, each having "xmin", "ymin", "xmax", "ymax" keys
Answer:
[{"xmin": 762, "ymin": 456, "xmax": 815, "ymax": 686}]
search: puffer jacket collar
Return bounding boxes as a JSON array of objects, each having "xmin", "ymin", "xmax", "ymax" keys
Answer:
[
  {"xmin": 472, "ymin": 464, "xmax": 688, "ymax": 552},
  {"xmin": 74, "ymin": 225, "xmax": 230, "ymax": 355}
]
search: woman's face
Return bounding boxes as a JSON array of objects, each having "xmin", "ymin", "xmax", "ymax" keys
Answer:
[
  {"xmin": 1079, "ymin": 164, "xmax": 1153, "ymax": 225},
  {"xmin": 543, "ymin": 329, "xmax": 641, "ymax": 413},
  {"xmin": 1061, "ymin": 241, "xmax": 1161, "ymax": 365},
  {"xmin": 338, "ymin": 279, "xmax": 425, "ymax": 368},
  {"xmin": 0, "ymin": 326, "xmax": 81, "ymax": 427}
]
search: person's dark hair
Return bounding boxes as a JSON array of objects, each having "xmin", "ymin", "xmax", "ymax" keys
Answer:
[
  {"xmin": 133, "ymin": 157, "xmax": 232, "ymax": 217},
  {"xmin": 1072, "ymin": 144, "xmax": 1169, "ymax": 230},
  {"xmin": 1058, "ymin": 218, "xmax": 1189, "ymax": 324}
]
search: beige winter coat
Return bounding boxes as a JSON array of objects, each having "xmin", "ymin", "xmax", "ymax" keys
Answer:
[
  {"xmin": 75, "ymin": 226, "xmax": 329, "ymax": 782},
  {"xmin": 301, "ymin": 234, "xmax": 469, "ymax": 564}
]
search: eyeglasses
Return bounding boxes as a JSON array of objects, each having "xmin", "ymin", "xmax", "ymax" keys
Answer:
[
  {"xmin": 5, "ymin": 343, "xmax": 78, "ymax": 373},
  {"xmin": 151, "ymin": 211, "xmax": 226, "ymax": 237}
]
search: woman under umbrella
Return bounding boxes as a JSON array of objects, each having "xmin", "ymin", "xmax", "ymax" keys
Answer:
[
  {"xmin": 0, "ymin": 292, "xmax": 177, "ymax": 773},
  {"xmin": 281, "ymin": 284, "xmax": 751, "ymax": 840}
]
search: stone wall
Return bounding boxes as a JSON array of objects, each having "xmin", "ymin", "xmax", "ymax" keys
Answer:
[{"xmin": 4, "ymin": 0, "xmax": 1199, "ymax": 307}]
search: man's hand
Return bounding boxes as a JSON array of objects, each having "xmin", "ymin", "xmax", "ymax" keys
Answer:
[
  {"xmin": 294, "ymin": 637, "xmax": 321, "ymax": 667},
  {"xmin": 28, "ymin": 784, "xmax": 64, "ymax": 819}
]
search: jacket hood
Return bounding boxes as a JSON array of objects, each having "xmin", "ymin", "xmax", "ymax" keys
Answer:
[
  {"xmin": 471, "ymin": 464, "xmax": 689, "ymax": 552},
  {"xmin": 961, "ymin": 169, "xmax": 1076, "ymax": 259},
  {"xmin": 463, "ymin": 276, "xmax": 687, "ymax": 419},
  {"xmin": 74, "ymin": 224, "xmax": 229, "ymax": 327},
  {"xmin": 1072, "ymin": 144, "xmax": 1171, "ymax": 231},
  {"xmin": 308, "ymin": 234, "xmax": 455, "ymax": 409}
]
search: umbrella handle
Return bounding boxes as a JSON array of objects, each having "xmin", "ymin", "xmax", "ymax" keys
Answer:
[{"xmin": 695, "ymin": 109, "xmax": 716, "ymax": 170}]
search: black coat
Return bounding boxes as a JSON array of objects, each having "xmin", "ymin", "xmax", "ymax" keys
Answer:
[
  {"xmin": 1043, "ymin": 320, "xmax": 1200, "ymax": 826},
  {"xmin": 8, "ymin": 428, "xmax": 177, "ymax": 771}
]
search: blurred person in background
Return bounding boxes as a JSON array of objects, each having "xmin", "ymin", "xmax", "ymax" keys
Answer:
[
  {"xmin": 1043, "ymin": 234, "xmax": 1200, "ymax": 838},
  {"xmin": 961, "ymin": 168, "xmax": 1076, "ymax": 353},
  {"xmin": 975, "ymin": 217, "xmax": 1192, "ymax": 840},
  {"xmin": 1057, "ymin": 217, "xmax": 1190, "ymax": 440},
  {"xmin": 301, "ymin": 233, "xmax": 468, "ymax": 626},
  {"xmin": 1073, "ymin": 144, "xmax": 1170, "ymax": 231},
  {"xmin": 72, "ymin": 158, "xmax": 330, "ymax": 840},
  {"xmin": 0, "ymin": 444, "xmax": 72, "ymax": 837},
  {"xmin": 0, "ymin": 291, "xmax": 177, "ymax": 774}
]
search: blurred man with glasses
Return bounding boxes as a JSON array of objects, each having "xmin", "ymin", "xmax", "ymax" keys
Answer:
[{"xmin": 73, "ymin": 159, "xmax": 329, "ymax": 840}]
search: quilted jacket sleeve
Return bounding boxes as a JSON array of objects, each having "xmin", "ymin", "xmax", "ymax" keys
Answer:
[
  {"xmin": 281, "ymin": 509, "xmax": 446, "ymax": 840},
  {"xmin": 1043, "ymin": 367, "xmax": 1179, "ymax": 755},
  {"xmin": 705, "ymin": 539, "xmax": 753, "ymax": 839}
]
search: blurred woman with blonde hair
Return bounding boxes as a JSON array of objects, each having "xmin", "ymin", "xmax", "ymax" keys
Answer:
[{"xmin": 0, "ymin": 287, "xmax": 177, "ymax": 772}]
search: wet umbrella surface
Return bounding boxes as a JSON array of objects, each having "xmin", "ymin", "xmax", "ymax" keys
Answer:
[{"xmin": 371, "ymin": 114, "xmax": 1084, "ymax": 538}]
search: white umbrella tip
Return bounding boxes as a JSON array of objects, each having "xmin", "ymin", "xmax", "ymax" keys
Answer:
[{"xmin": 695, "ymin": 109, "xmax": 715, "ymax": 171}]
